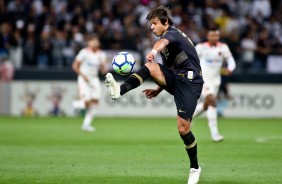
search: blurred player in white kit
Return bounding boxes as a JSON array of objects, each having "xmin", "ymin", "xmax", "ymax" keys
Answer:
[
  {"xmin": 194, "ymin": 27, "xmax": 236, "ymax": 141},
  {"xmin": 72, "ymin": 36, "xmax": 107, "ymax": 132}
]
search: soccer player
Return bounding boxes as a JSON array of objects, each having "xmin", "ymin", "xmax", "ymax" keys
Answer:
[
  {"xmin": 105, "ymin": 6, "xmax": 203, "ymax": 184},
  {"xmin": 194, "ymin": 27, "xmax": 236, "ymax": 141},
  {"xmin": 72, "ymin": 36, "xmax": 107, "ymax": 132}
]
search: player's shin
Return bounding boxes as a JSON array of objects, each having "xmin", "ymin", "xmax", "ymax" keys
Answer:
[
  {"xmin": 120, "ymin": 66, "xmax": 150, "ymax": 95},
  {"xmin": 180, "ymin": 131, "xmax": 199, "ymax": 169},
  {"xmin": 207, "ymin": 106, "xmax": 220, "ymax": 137},
  {"xmin": 82, "ymin": 103, "xmax": 97, "ymax": 128}
]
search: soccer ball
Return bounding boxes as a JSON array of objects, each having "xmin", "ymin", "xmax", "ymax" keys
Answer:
[{"xmin": 112, "ymin": 52, "xmax": 135, "ymax": 75}]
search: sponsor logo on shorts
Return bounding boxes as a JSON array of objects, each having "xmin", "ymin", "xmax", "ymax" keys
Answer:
[{"xmin": 178, "ymin": 109, "xmax": 186, "ymax": 113}]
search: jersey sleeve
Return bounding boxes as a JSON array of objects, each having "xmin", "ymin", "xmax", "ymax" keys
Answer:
[
  {"xmin": 222, "ymin": 44, "xmax": 233, "ymax": 59},
  {"xmin": 162, "ymin": 31, "xmax": 175, "ymax": 43},
  {"xmin": 75, "ymin": 49, "xmax": 86, "ymax": 62},
  {"xmin": 222, "ymin": 44, "xmax": 236, "ymax": 72}
]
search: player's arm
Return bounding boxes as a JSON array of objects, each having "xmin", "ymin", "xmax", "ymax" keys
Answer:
[
  {"xmin": 146, "ymin": 38, "xmax": 169, "ymax": 62},
  {"xmin": 143, "ymin": 86, "xmax": 163, "ymax": 99},
  {"xmin": 155, "ymin": 85, "xmax": 163, "ymax": 93},
  {"xmin": 99, "ymin": 62, "xmax": 107, "ymax": 75},
  {"xmin": 226, "ymin": 56, "xmax": 236, "ymax": 73},
  {"xmin": 99, "ymin": 52, "xmax": 108, "ymax": 75},
  {"xmin": 222, "ymin": 45, "xmax": 236, "ymax": 75},
  {"xmin": 195, "ymin": 44, "xmax": 202, "ymax": 57},
  {"xmin": 72, "ymin": 59, "xmax": 89, "ymax": 82}
]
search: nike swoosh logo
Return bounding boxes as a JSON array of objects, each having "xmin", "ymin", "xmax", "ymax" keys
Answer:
[{"xmin": 178, "ymin": 109, "xmax": 186, "ymax": 113}]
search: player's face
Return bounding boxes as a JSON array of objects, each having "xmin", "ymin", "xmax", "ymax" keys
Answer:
[
  {"xmin": 207, "ymin": 31, "xmax": 220, "ymax": 45},
  {"xmin": 88, "ymin": 39, "xmax": 100, "ymax": 50},
  {"xmin": 149, "ymin": 18, "xmax": 167, "ymax": 37}
]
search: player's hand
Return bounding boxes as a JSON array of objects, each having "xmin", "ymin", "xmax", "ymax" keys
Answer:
[
  {"xmin": 146, "ymin": 52, "xmax": 155, "ymax": 62},
  {"xmin": 221, "ymin": 68, "xmax": 232, "ymax": 76},
  {"xmin": 142, "ymin": 89, "xmax": 160, "ymax": 99}
]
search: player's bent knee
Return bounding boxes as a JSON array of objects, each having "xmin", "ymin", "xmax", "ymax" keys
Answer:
[
  {"xmin": 177, "ymin": 116, "xmax": 191, "ymax": 135},
  {"xmin": 177, "ymin": 122, "xmax": 191, "ymax": 135},
  {"xmin": 144, "ymin": 62, "xmax": 159, "ymax": 76},
  {"xmin": 178, "ymin": 128, "xmax": 189, "ymax": 135},
  {"xmin": 206, "ymin": 94, "xmax": 217, "ymax": 106}
]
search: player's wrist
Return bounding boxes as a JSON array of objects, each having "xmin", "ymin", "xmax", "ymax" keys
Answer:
[
  {"xmin": 156, "ymin": 86, "xmax": 163, "ymax": 92},
  {"xmin": 151, "ymin": 49, "xmax": 157, "ymax": 56}
]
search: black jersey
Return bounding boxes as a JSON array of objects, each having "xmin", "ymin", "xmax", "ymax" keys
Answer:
[{"xmin": 160, "ymin": 26, "xmax": 204, "ymax": 84}]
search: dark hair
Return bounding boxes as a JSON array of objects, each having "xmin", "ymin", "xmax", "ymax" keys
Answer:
[
  {"xmin": 86, "ymin": 34, "xmax": 99, "ymax": 41},
  {"xmin": 146, "ymin": 6, "xmax": 174, "ymax": 26},
  {"xmin": 208, "ymin": 26, "xmax": 219, "ymax": 32}
]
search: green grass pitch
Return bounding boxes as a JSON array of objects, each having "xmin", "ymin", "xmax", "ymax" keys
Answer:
[{"xmin": 0, "ymin": 116, "xmax": 281, "ymax": 184}]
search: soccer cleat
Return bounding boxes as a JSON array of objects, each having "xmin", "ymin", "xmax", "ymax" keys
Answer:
[
  {"xmin": 212, "ymin": 134, "xmax": 224, "ymax": 142},
  {"xmin": 105, "ymin": 73, "xmax": 121, "ymax": 100},
  {"xmin": 81, "ymin": 125, "xmax": 96, "ymax": 132},
  {"xmin": 187, "ymin": 167, "xmax": 201, "ymax": 184}
]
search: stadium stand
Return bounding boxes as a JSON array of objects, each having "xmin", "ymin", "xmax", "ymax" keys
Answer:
[{"xmin": 0, "ymin": 0, "xmax": 281, "ymax": 75}]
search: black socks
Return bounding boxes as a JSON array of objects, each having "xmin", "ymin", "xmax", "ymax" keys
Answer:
[
  {"xmin": 180, "ymin": 131, "xmax": 199, "ymax": 169},
  {"xmin": 120, "ymin": 66, "xmax": 150, "ymax": 95}
]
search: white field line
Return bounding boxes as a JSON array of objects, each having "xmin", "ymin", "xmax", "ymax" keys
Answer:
[{"xmin": 255, "ymin": 136, "xmax": 282, "ymax": 143}]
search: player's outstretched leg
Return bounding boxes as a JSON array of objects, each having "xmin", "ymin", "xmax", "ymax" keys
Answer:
[
  {"xmin": 193, "ymin": 102, "xmax": 204, "ymax": 117},
  {"xmin": 105, "ymin": 73, "xmax": 121, "ymax": 100},
  {"xmin": 105, "ymin": 66, "xmax": 151, "ymax": 99}
]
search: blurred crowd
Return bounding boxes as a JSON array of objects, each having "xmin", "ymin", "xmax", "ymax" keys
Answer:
[{"xmin": 0, "ymin": 0, "xmax": 282, "ymax": 76}]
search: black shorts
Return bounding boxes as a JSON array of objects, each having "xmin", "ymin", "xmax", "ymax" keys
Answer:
[{"xmin": 158, "ymin": 64, "xmax": 203, "ymax": 121}]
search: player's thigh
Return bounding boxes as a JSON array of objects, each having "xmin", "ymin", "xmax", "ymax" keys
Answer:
[
  {"xmin": 145, "ymin": 62, "xmax": 167, "ymax": 86},
  {"xmin": 174, "ymin": 81, "xmax": 203, "ymax": 121},
  {"xmin": 201, "ymin": 83, "xmax": 219, "ymax": 98},
  {"xmin": 88, "ymin": 78, "xmax": 102, "ymax": 100},
  {"xmin": 78, "ymin": 77, "xmax": 101, "ymax": 102},
  {"xmin": 145, "ymin": 63, "xmax": 176, "ymax": 94}
]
